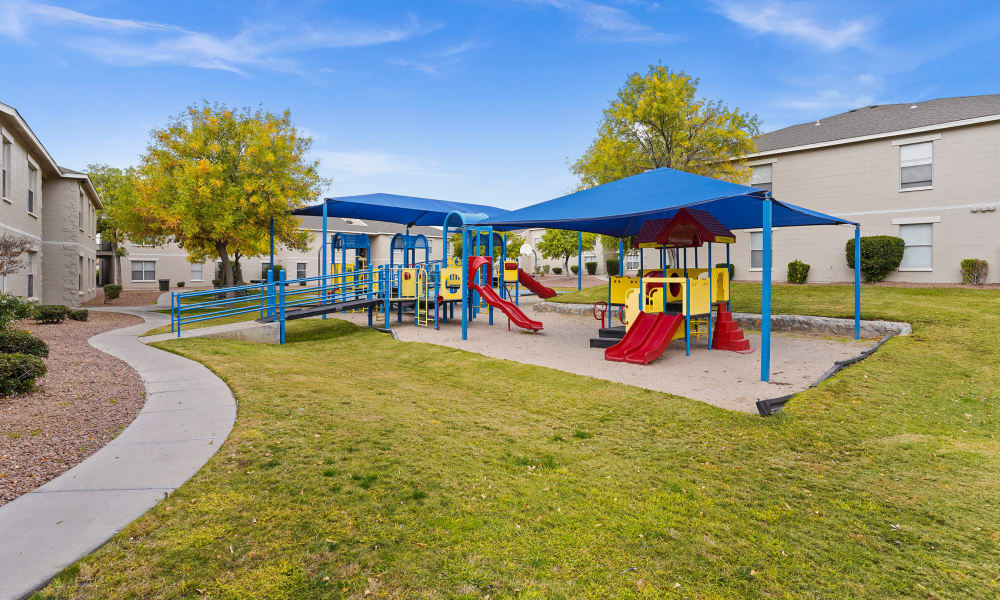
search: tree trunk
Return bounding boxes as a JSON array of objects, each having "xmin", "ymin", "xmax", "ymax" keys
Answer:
[
  {"xmin": 216, "ymin": 241, "xmax": 234, "ymax": 294},
  {"xmin": 110, "ymin": 243, "xmax": 121, "ymax": 285}
]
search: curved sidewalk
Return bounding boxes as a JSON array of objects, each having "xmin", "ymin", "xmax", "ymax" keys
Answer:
[{"xmin": 0, "ymin": 308, "xmax": 236, "ymax": 600}]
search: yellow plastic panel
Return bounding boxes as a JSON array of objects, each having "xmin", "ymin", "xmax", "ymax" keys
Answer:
[
  {"xmin": 440, "ymin": 267, "xmax": 463, "ymax": 300},
  {"xmin": 610, "ymin": 276, "xmax": 639, "ymax": 305},
  {"xmin": 624, "ymin": 289, "xmax": 640, "ymax": 331},
  {"xmin": 400, "ymin": 268, "xmax": 418, "ymax": 298},
  {"xmin": 711, "ymin": 267, "xmax": 730, "ymax": 303}
]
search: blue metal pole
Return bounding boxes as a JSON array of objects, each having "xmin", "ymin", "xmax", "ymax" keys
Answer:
[
  {"xmin": 726, "ymin": 244, "xmax": 731, "ymax": 312},
  {"xmin": 171, "ymin": 292, "xmax": 176, "ymax": 333},
  {"xmin": 269, "ymin": 216, "xmax": 274, "ymax": 277},
  {"xmin": 267, "ymin": 268, "xmax": 274, "ymax": 319},
  {"xmin": 761, "ymin": 195, "xmax": 773, "ymax": 382},
  {"xmin": 501, "ymin": 233, "xmax": 507, "ymax": 301},
  {"xmin": 278, "ymin": 269, "xmax": 286, "ymax": 344},
  {"xmin": 461, "ymin": 229, "xmax": 469, "ymax": 340},
  {"xmin": 708, "ymin": 242, "xmax": 713, "ymax": 351},
  {"xmin": 854, "ymin": 225, "xmax": 861, "ymax": 340},
  {"xmin": 321, "ymin": 201, "xmax": 328, "ymax": 319},
  {"xmin": 685, "ymin": 276, "xmax": 691, "ymax": 356},
  {"xmin": 577, "ymin": 231, "xmax": 582, "ymax": 291}
]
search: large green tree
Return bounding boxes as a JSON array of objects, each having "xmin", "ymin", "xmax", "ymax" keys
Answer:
[
  {"xmin": 135, "ymin": 103, "xmax": 326, "ymax": 287},
  {"xmin": 449, "ymin": 232, "xmax": 525, "ymax": 262},
  {"xmin": 537, "ymin": 229, "xmax": 596, "ymax": 273},
  {"xmin": 88, "ymin": 164, "xmax": 142, "ymax": 285},
  {"xmin": 572, "ymin": 65, "xmax": 761, "ymax": 188}
]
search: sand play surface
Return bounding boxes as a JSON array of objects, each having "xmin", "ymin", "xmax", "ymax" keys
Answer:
[{"xmin": 342, "ymin": 297, "xmax": 873, "ymax": 413}]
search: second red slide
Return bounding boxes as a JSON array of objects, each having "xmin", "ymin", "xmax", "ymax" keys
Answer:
[
  {"xmin": 605, "ymin": 311, "xmax": 658, "ymax": 362},
  {"xmin": 624, "ymin": 313, "xmax": 684, "ymax": 365},
  {"xmin": 517, "ymin": 268, "xmax": 557, "ymax": 299}
]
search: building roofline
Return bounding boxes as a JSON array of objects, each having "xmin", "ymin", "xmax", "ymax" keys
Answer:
[
  {"xmin": 746, "ymin": 113, "xmax": 1000, "ymax": 159},
  {"xmin": 0, "ymin": 101, "xmax": 102, "ymax": 208}
]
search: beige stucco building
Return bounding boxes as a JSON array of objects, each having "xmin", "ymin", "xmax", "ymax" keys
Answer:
[
  {"xmin": 106, "ymin": 217, "xmax": 446, "ymax": 289},
  {"xmin": 1, "ymin": 102, "xmax": 101, "ymax": 306},
  {"xmin": 719, "ymin": 95, "xmax": 1000, "ymax": 284}
]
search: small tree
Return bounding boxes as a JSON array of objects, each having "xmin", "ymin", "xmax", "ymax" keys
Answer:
[
  {"xmin": 88, "ymin": 164, "xmax": 141, "ymax": 285},
  {"xmin": 449, "ymin": 232, "xmax": 525, "ymax": 262},
  {"xmin": 537, "ymin": 230, "xmax": 597, "ymax": 274},
  {"xmin": 0, "ymin": 233, "xmax": 33, "ymax": 293},
  {"xmin": 135, "ymin": 103, "xmax": 326, "ymax": 289}
]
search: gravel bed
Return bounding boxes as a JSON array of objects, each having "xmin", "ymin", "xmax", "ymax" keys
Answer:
[{"xmin": 0, "ymin": 311, "xmax": 145, "ymax": 505}]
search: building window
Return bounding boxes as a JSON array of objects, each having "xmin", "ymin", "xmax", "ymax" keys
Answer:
[
  {"xmin": 900, "ymin": 142, "xmax": 932, "ymax": 189},
  {"xmin": 79, "ymin": 192, "xmax": 84, "ymax": 228},
  {"xmin": 131, "ymin": 260, "xmax": 156, "ymax": 281},
  {"xmin": 27, "ymin": 252, "xmax": 34, "ymax": 298},
  {"xmin": 79, "ymin": 257, "xmax": 84, "ymax": 291},
  {"xmin": 899, "ymin": 223, "xmax": 933, "ymax": 270},
  {"xmin": 27, "ymin": 164, "xmax": 36, "ymax": 213},
  {"xmin": 751, "ymin": 164, "xmax": 772, "ymax": 193},
  {"xmin": 1, "ymin": 138, "xmax": 10, "ymax": 199},
  {"xmin": 750, "ymin": 231, "xmax": 763, "ymax": 270},
  {"xmin": 296, "ymin": 262, "xmax": 306, "ymax": 279},
  {"xmin": 190, "ymin": 262, "xmax": 203, "ymax": 281},
  {"xmin": 624, "ymin": 251, "xmax": 640, "ymax": 271}
]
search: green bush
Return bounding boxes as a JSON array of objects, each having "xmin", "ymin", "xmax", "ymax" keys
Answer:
[
  {"xmin": 69, "ymin": 309, "xmax": 89, "ymax": 322},
  {"xmin": 266, "ymin": 264, "xmax": 286, "ymax": 280},
  {"xmin": 585, "ymin": 261, "xmax": 598, "ymax": 275},
  {"xmin": 177, "ymin": 281, "xmax": 186, "ymax": 288},
  {"xmin": 570, "ymin": 265, "xmax": 579, "ymax": 275},
  {"xmin": 846, "ymin": 236, "xmax": 905, "ymax": 282},
  {"xmin": 960, "ymin": 259, "xmax": 989, "ymax": 285},
  {"xmin": 715, "ymin": 262, "xmax": 735, "ymax": 281},
  {"xmin": 103, "ymin": 284, "xmax": 122, "ymax": 302},
  {"xmin": 0, "ymin": 293, "xmax": 35, "ymax": 329},
  {"xmin": 541, "ymin": 265, "xmax": 550, "ymax": 275},
  {"xmin": 0, "ymin": 353, "xmax": 46, "ymax": 396},
  {"xmin": 605, "ymin": 258, "xmax": 619, "ymax": 276},
  {"xmin": 34, "ymin": 305, "xmax": 68, "ymax": 324},
  {"xmin": 787, "ymin": 260, "xmax": 810, "ymax": 284},
  {"xmin": 0, "ymin": 329, "xmax": 48, "ymax": 358},
  {"xmin": 552, "ymin": 267, "xmax": 562, "ymax": 275}
]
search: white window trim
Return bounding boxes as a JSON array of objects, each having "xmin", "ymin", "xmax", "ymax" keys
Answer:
[
  {"xmin": 747, "ymin": 157, "xmax": 777, "ymax": 166},
  {"xmin": 130, "ymin": 259, "xmax": 158, "ymax": 282},
  {"xmin": 1, "ymin": 136, "xmax": 10, "ymax": 202},
  {"xmin": 899, "ymin": 141, "xmax": 933, "ymax": 192},
  {"xmin": 897, "ymin": 222, "xmax": 934, "ymax": 272},
  {"xmin": 891, "ymin": 133, "xmax": 941, "ymax": 146},
  {"xmin": 748, "ymin": 229, "xmax": 765, "ymax": 272},
  {"xmin": 190, "ymin": 262, "xmax": 204, "ymax": 282}
]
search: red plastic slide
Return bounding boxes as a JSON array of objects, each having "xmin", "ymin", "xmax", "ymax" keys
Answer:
[
  {"xmin": 467, "ymin": 256, "xmax": 543, "ymax": 332},
  {"xmin": 517, "ymin": 268, "xmax": 557, "ymax": 299},
  {"xmin": 605, "ymin": 312, "xmax": 684, "ymax": 365},
  {"xmin": 605, "ymin": 311, "xmax": 658, "ymax": 362},
  {"xmin": 470, "ymin": 281, "xmax": 543, "ymax": 332},
  {"xmin": 624, "ymin": 313, "xmax": 684, "ymax": 365}
]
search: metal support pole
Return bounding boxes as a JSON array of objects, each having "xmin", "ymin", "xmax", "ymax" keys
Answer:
[
  {"xmin": 761, "ymin": 195, "xmax": 773, "ymax": 382},
  {"xmin": 577, "ymin": 231, "xmax": 582, "ymax": 291},
  {"xmin": 267, "ymin": 268, "xmax": 274, "ymax": 319},
  {"xmin": 278, "ymin": 269, "xmax": 286, "ymax": 344},
  {"xmin": 707, "ymin": 242, "xmax": 713, "ymax": 351},
  {"xmin": 854, "ymin": 225, "xmax": 861, "ymax": 340},
  {"xmin": 726, "ymin": 244, "xmax": 731, "ymax": 312},
  {"xmin": 269, "ymin": 216, "xmax": 274, "ymax": 277},
  {"xmin": 461, "ymin": 229, "xmax": 469, "ymax": 340},
  {"xmin": 321, "ymin": 202, "xmax": 327, "ymax": 318}
]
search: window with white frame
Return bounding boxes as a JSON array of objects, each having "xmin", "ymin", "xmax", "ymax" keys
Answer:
[
  {"xmin": 899, "ymin": 223, "xmax": 933, "ymax": 270},
  {"xmin": 27, "ymin": 252, "xmax": 34, "ymax": 297},
  {"xmin": 751, "ymin": 164, "xmax": 772, "ymax": 193},
  {"xmin": 900, "ymin": 142, "xmax": 932, "ymax": 189},
  {"xmin": 190, "ymin": 262, "xmax": 204, "ymax": 281},
  {"xmin": 79, "ymin": 191, "xmax": 84, "ymax": 228},
  {"xmin": 1, "ymin": 138, "xmax": 10, "ymax": 199},
  {"xmin": 78, "ymin": 257, "xmax": 84, "ymax": 291},
  {"xmin": 296, "ymin": 262, "xmax": 306, "ymax": 279},
  {"xmin": 624, "ymin": 251, "xmax": 640, "ymax": 271},
  {"xmin": 750, "ymin": 231, "xmax": 764, "ymax": 270},
  {"xmin": 131, "ymin": 260, "xmax": 156, "ymax": 281},
  {"xmin": 27, "ymin": 164, "xmax": 36, "ymax": 213}
]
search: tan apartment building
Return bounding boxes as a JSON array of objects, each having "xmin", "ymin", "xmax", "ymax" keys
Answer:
[
  {"xmin": 1, "ymin": 102, "xmax": 101, "ymax": 306},
  {"xmin": 717, "ymin": 95, "xmax": 1000, "ymax": 284},
  {"xmin": 106, "ymin": 217, "xmax": 446, "ymax": 289}
]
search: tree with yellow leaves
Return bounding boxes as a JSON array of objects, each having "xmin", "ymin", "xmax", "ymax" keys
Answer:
[
  {"xmin": 135, "ymin": 103, "xmax": 326, "ymax": 288},
  {"xmin": 572, "ymin": 65, "xmax": 761, "ymax": 188}
]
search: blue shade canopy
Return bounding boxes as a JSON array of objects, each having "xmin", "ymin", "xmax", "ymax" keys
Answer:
[
  {"xmin": 293, "ymin": 193, "xmax": 508, "ymax": 228},
  {"xmin": 481, "ymin": 168, "xmax": 856, "ymax": 236}
]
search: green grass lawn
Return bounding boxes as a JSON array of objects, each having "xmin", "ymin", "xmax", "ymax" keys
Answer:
[{"xmin": 37, "ymin": 285, "xmax": 1000, "ymax": 599}]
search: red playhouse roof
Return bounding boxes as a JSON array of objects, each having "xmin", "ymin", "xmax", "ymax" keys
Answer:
[{"xmin": 636, "ymin": 208, "xmax": 736, "ymax": 248}]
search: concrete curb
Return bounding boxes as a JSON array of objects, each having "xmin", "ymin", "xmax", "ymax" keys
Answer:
[
  {"xmin": 0, "ymin": 308, "xmax": 236, "ymax": 600},
  {"xmin": 533, "ymin": 302, "xmax": 912, "ymax": 338}
]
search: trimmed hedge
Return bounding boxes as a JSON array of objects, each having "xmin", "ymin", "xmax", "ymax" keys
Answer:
[
  {"xmin": 585, "ymin": 261, "xmax": 597, "ymax": 275},
  {"xmin": 104, "ymin": 284, "xmax": 122, "ymax": 302},
  {"xmin": 787, "ymin": 260, "xmax": 810, "ymax": 284},
  {"xmin": 715, "ymin": 262, "xmax": 735, "ymax": 281},
  {"xmin": 0, "ymin": 293, "xmax": 35, "ymax": 329},
  {"xmin": 177, "ymin": 281, "xmax": 186, "ymax": 288},
  {"xmin": 69, "ymin": 309, "xmax": 89, "ymax": 322},
  {"xmin": 961, "ymin": 259, "xmax": 989, "ymax": 285},
  {"xmin": 606, "ymin": 258, "xmax": 619, "ymax": 276},
  {"xmin": 552, "ymin": 267, "xmax": 562, "ymax": 275},
  {"xmin": 846, "ymin": 236, "xmax": 905, "ymax": 282},
  {"xmin": 570, "ymin": 265, "xmax": 579, "ymax": 275},
  {"xmin": 0, "ymin": 353, "xmax": 47, "ymax": 396},
  {"xmin": 34, "ymin": 305, "xmax": 68, "ymax": 324},
  {"xmin": 0, "ymin": 329, "xmax": 48, "ymax": 358}
]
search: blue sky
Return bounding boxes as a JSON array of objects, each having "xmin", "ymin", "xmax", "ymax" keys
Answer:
[{"xmin": 2, "ymin": 0, "xmax": 998, "ymax": 209}]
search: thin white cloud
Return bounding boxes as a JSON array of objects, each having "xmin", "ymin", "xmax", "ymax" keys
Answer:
[
  {"xmin": 713, "ymin": 1, "xmax": 873, "ymax": 51},
  {"xmin": 314, "ymin": 150, "xmax": 452, "ymax": 179},
  {"xmin": 389, "ymin": 38, "xmax": 484, "ymax": 77},
  {"xmin": 0, "ymin": 1, "xmax": 439, "ymax": 74},
  {"xmin": 524, "ymin": 0, "xmax": 678, "ymax": 44},
  {"xmin": 775, "ymin": 89, "xmax": 875, "ymax": 113}
]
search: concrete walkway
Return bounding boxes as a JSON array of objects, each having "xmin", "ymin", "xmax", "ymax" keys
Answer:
[{"xmin": 0, "ymin": 307, "xmax": 236, "ymax": 600}]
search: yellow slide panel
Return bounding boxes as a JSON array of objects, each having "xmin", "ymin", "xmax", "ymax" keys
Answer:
[{"xmin": 440, "ymin": 267, "xmax": 463, "ymax": 300}]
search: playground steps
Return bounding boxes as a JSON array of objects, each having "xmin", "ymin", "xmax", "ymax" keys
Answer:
[
  {"xmin": 590, "ymin": 326, "xmax": 626, "ymax": 348},
  {"xmin": 712, "ymin": 306, "xmax": 751, "ymax": 352}
]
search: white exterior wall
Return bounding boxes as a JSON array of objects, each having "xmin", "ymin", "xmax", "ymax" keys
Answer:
[
  {"xmin": 0, "ymin": 124, "xmax": 44, "ymax": 299},
  {"xmin": 731, "ymin": 120, "xmax": 1000, "ymax": 283}
]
